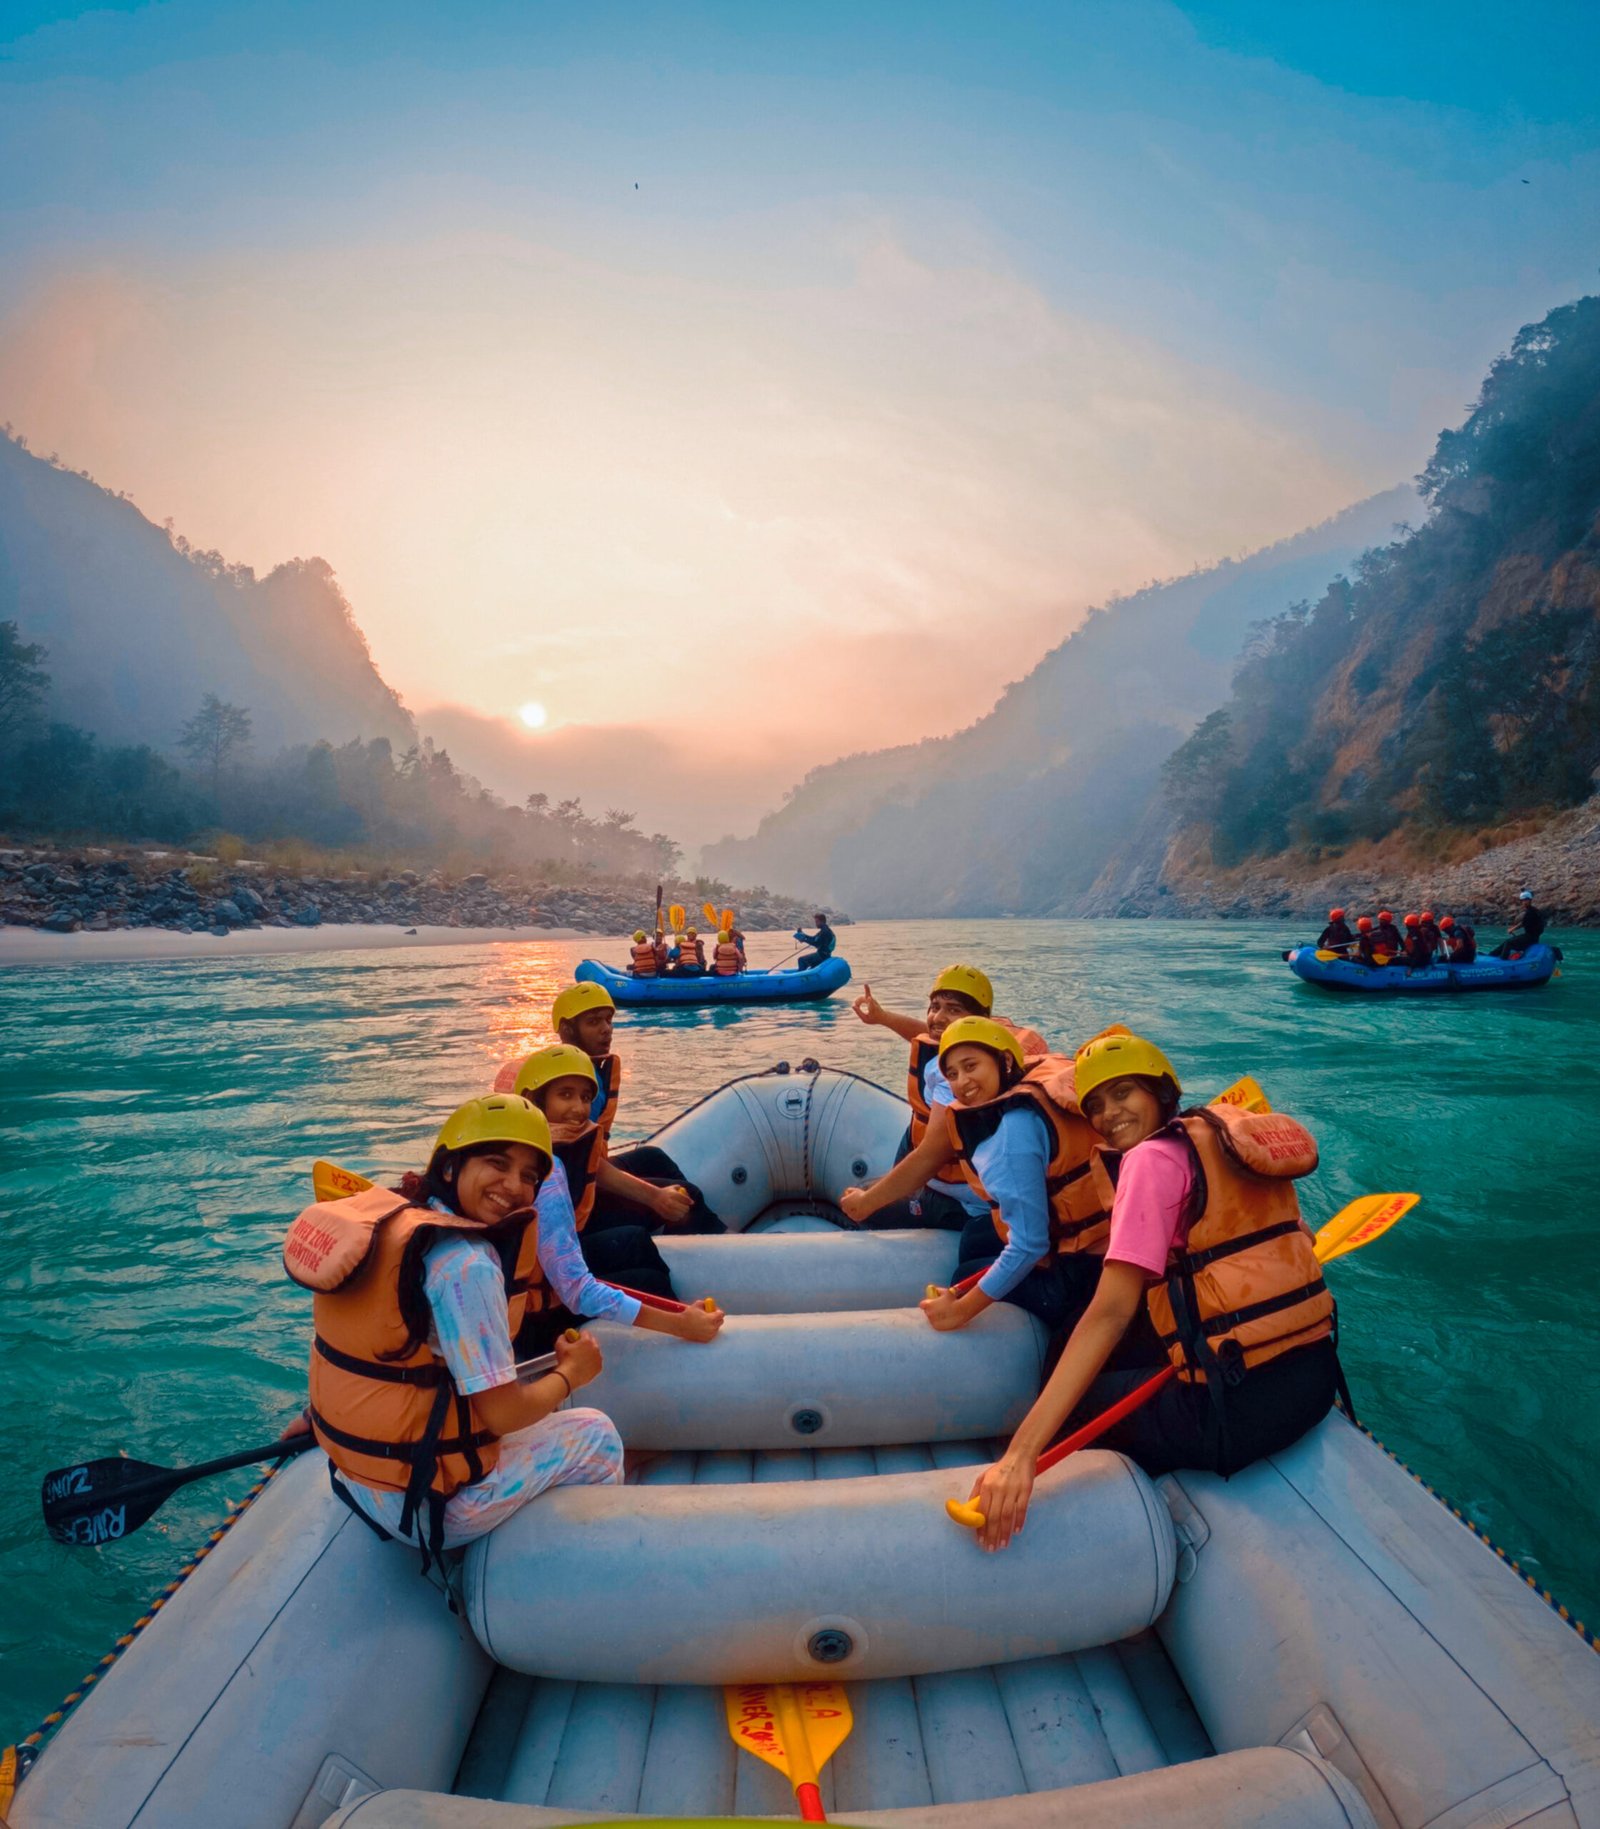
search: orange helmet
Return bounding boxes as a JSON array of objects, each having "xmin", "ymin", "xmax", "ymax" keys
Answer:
[
  {"xmin": 1378, "ymin": 910, "xmax": 1393, "ymax": 923},
  {"xmin": 1421, "ymin": 910, "xmax": 1435, "ymax": 923},
  {"xmin": 1329, "ymin": 907, "xmax": 1345, "ymax": 921},
  {"xmin": 1357, "ymin": 916, "xmax": 1373, "ymax": 932},
  {"xmin": 1404, "ymin": 913, "xmax": 1420, "ymax": 928},
  {"xmin": 1440, "ymin": 915, "xmax": 1456, "ymax": 930}
]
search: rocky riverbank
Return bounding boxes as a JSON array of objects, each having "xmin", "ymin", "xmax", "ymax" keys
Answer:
[
  {"xmin": 0, "ymin": 846, "xmax": 833, "ymax": 938},
  {"xmin": 1078, "ymin": 795, "xmax": 1600, "ymax": 928}
]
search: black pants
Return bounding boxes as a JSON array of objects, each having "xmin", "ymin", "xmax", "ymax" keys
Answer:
[
  {"xmin": 954, "ymin": 1214, "xmax": 1167, "ymax": 1367},
  {"xmin": 514, "ymin": 1222, "xmax": 678, "ymax": 1358},
  {"xmin": 796, "ymin": 949, "xmax": 832, "ymax": 971},
  {"xmin": 588, "ymin": 1143, "xmax": 726, "ymax": 1235},
  {"xmin": 863, "ymin": 1126, "xmax": 977, "ymax": 1231},
  {"xmin": 1063, "ymin": 1338, "xmax": 1340, "ymax": 1478}
]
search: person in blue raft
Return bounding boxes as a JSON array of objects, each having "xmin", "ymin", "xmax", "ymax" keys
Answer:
[{"xmin": 793, "ymin": 911, "xmax": 837, "ymax": 970}]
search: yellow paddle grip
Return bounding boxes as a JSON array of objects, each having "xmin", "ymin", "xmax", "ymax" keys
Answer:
[
  {"xmin": 946, "ymin": 1499, "xmax": 986, "ymax": 1528},
  {"xmin": 702, "ymin": 1296, "xmax": 717, "ymax": 1312},
  {"xmin": 925, "ymin": 1283, "xmax": 943, "ymax": 1300},
  {"xmin": 563, "ymin": 1328, "xmax": 581, "ymax": 1344}
]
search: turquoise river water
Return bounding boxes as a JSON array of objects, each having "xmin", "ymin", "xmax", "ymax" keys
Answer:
[{"xmin": 1, "ymin": 917, "xmax": 1597, "ymax": 1742}]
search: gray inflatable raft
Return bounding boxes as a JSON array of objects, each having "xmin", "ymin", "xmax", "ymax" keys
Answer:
[
  {"xmin": 15, "ymin": 1415, "xmax": 1600, "ymax": 1828},
  {"xmin": 657, "ymin": 1064, "xmax": 962, "ymax": 1309},
  {"xmin": 12, "ymin": 1067, "xmax": 1600, "ymax": 1829}
]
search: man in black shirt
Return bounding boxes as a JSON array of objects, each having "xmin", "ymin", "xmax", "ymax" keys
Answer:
[{"xmin": 1491, "ymin": 890, "xmax": 1547, "ymax": 958}]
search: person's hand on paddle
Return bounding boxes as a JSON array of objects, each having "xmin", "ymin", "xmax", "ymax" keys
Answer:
[
  {"xmin": 650, "ymin": 1183, "xmax": 695, "ymax": 1227},
  {"xmin": 554, "ymin": 1328, "xmax": 603, "ymax": 1392},
  {"xmin": 838, "ymin": 1186, "xmax": 875, "ymax": 1226},
  {"xmin": 965, "ymin": 1450, "xmax": 1036, "ymax": 1552},
  {"xmin": 919, "ymin": 1286, "xmax": 969, "ymax": 1332},
  {"xmin": 851, "ymin": 982, "xmax": 888, "ymax": 1028},
  {"xmin": 278, "ymin": 1403, "xmax": 312, "ymax": 1442},
  {"xmin": 668, "ymin": 1298, "xmax": 726, "ymax": 1343}
]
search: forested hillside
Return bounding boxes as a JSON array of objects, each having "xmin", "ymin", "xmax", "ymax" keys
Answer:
[
  {"xmin": 1160, "ymin": 296, "xmax": 1600, "ymax": 866},
  {"xmin": 705, "ymin": 487, "xmax": 1415, "ymax": 913},
  {"xmin": 0, "ymin": 432, "xmax": 413, "ymax": 755}
]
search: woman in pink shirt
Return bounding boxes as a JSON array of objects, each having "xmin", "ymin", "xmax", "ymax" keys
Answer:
[{"xmin": 963, "ymin": 1032, "xmax": 1341, "ymax": 1552}]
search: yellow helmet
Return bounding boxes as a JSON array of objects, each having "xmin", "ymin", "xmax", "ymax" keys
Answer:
[
  {"xmin": 937, "ymin": 1016, "xmax": 1025, "ymax": 1070},
  {"xmin": 1073, "ymin": 1031, "xmax": 1180, "ymax": 1104},
  {"xmin": 633, "ymin": 930, "xmax": 648, "ymax": 943},
  {"xmin": 514, "ymin": 1043, "xmax": 599, "ymax": 1101},
  {"xmin": 687, "ymin": 927, "xmax": 698, "ymax": 938},
  {"xmin": 432, "ymin": 1095, "xmax": 552, "ymax": 1168},
  {"xmin": 717, "ymin": 929, "xmax": 731, "ymax": 943},
  {"xmin": 552, "ymin": 981, "xmax": 615, "ymax": 1028},
  {"xmin": 932, "ymin": 964, "xmax": 994, "ymax": 1012}
]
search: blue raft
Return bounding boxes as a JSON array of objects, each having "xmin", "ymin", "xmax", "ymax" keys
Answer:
[
  {"xmin": 1286, "ymin": 942, "xmax": 1558, "ymax": 994},
  {"xmin": 576, "ymin": 953, "xmax": 851, "ymax": 1007}
]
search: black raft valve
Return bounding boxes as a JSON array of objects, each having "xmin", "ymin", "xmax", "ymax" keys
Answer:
[
  {"xmin": 808, "ymin": 1628, "xmax": 853, "ymax": 1663},
  {"xmin": 790, "ymin": 1408, "xmax": 824, "ymax": 1436}
]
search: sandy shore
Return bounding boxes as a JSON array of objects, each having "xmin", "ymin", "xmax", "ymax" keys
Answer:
[{"xmin": 0, "ymin": 922, "xmax": 593, "ymax": 968}]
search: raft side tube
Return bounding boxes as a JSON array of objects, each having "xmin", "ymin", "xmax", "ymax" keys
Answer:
[
  {"xmin": 643, "ymin": 1067, "xmax": 908, "ymax": 1232},
  {"xmin": 11, "ymin": 1453, "xmax": 489, "ymax": 1829},
  {"xmin": 329, "ymin": 1745, "xmax": 1378, "ymax": 1826},
  {"xmin": 465, "ymin": 1450, "xmax": 1176, "ymax": 1684},
  {"xmin": 657, "ymin": 1229, "xmax": 961, "ymax": 1312},
  {"xmin": 581, "ymin": 1305, "xmax": 1048, "ymax": 1450},
  {"xmin": 1156, "ymin": 1413, "xmax": 1600, "ymax": 1826}
]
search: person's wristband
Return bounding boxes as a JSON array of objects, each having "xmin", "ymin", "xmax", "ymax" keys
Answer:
[{"xmin": 550, "ymin": 1370, "xmax": 572, "ymax": 1401}]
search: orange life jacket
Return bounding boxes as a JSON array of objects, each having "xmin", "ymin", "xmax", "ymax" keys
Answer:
[
  {"xmin": 905, "ymin": 1017, "xmax": 1049, "ymax": 1150},
  {"xmin": 1093, "ymin": 1106, "xmax": 1332, "ymax": 1385},
  {"xmin": 552, "ymin": 1120, "xmax": 604, "ymax": 1228},
  {"xmin": 630, "ymin": 941, "xmax": 659, "ymax": 975},
  {"xmin": 283, "ymin": 1184, "xmax": 544, "ymax": 1543},
  {"xmin": 946, "ymin": 1056, "xmax": 1109, "ymax": 1258},
  {"xmin": 712, "ymin": 940, "xmax": 741, "ymax": 976}
]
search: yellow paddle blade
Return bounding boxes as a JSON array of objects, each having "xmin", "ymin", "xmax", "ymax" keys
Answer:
[
  {"xmin": 1314, "ymin": 1192, "xmax": 1419, "ymax": 1265},
  {"xmin": 721, "ymin": 906, "xmax": 736, "ymax": 933},
  {"xmin": 1314, "ymin": 948, "xmax": 1341, "ymax": 961},
  {"xmin": 1210, "ymin": 1075, "xmax": 1271, "ymax": 1114},
  {"xmin": 668, "ymin": 903, "xmax": 685, "ymax": 931},
  {"xmin": 1373, "ymin": 952, "xmax": 1393, "ymax": 966},
  {"xmin": 312, "ymin": 1159, "xmax": 376, "ymax": 1202},
  {"xmin": 702, "ymin": 901, "xmax": 719, "ymax": 927},
  {"xmin": 724, "ymin": 1681, "xmax": 853, "ymax": 1782}
]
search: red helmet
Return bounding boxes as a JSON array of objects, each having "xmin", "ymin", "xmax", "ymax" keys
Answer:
[
  {"xmin": 1378, "ymin": 910, "xmax": 1393, "ymax": 923},
  {"xmin": 1421, "ymin": 910, "xmax": 1435, "ymax": 923},
  {"xmin": 1440, "ymin": 915, "xmax": 1456, "ymax": 929},
  {"xmin": 1357, "ymin": 916, "xmax": 1373, "ymax": 932},
  {"xmin": 1404, "ymin": 913, "xmax": 1420, "ymax": 928},
  {"xmin": 1329, "ymin": 907, "xmax": 1345, "ymax": 921}
]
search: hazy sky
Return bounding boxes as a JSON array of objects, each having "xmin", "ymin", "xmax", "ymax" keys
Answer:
[{"xmin": 3, "ymin": 2, "xmax": 1598, "ymax": 845}]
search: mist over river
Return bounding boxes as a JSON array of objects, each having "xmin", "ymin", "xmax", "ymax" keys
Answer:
[{"xmin": 2, "ymin": 918, "xmax": 1596, "ymax": 1738}]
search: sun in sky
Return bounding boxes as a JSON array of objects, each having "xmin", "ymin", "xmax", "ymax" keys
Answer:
[{"xmin": 518, "ymin": 701, "xmax": 548, "ymax": 731}]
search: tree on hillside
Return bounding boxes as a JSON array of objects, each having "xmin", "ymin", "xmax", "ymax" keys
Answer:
[
  {"xmin": 179, "ymin": 694, "xmax": 253, "ymax": 787},
  {"xmin": 0, "ymin": 621, "xmax": 50, "ymax": 745}
]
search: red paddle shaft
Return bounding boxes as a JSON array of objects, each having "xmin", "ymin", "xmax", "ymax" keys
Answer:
[
  {"xmin": 796, "ymin": 1781, "xmax": 826, "ymax": 1821},
  {"xmin": 1036, "ymin": 1365, "xmax": 1175, "ymax": 1473},
  {"xmin": 611, "ymin": 1283, "xmax": 686, "ymax": 1313}
]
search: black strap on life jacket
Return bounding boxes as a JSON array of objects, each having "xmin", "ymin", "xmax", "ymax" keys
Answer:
[
  {"xmin": 314, "ymin": 1334, "xmax": 449, "ymax": 1385},
  {"xmin": 909, "ymin": 1037, "xmax": 938, "ymax": 1118}
]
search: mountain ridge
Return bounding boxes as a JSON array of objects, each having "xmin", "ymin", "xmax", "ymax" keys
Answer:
[{"xmin": 705, "ymin": 484, "xmax": 1418, "ymax": 911}]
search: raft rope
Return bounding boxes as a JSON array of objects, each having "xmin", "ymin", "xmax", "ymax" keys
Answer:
[{"xmin": 0, "ymin": 1454, "xmax": 293, "ymax": 1815}]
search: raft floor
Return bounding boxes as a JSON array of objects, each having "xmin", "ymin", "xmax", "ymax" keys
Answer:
[{"xmin": 452, "ymin": 1441, "xmax": 1213, "ymax": 1817}]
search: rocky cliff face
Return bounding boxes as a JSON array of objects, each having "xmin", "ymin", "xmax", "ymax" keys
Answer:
[{"xmin": 1079, "ymin": 794, "xmax": 1600, "ymax": 930}]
